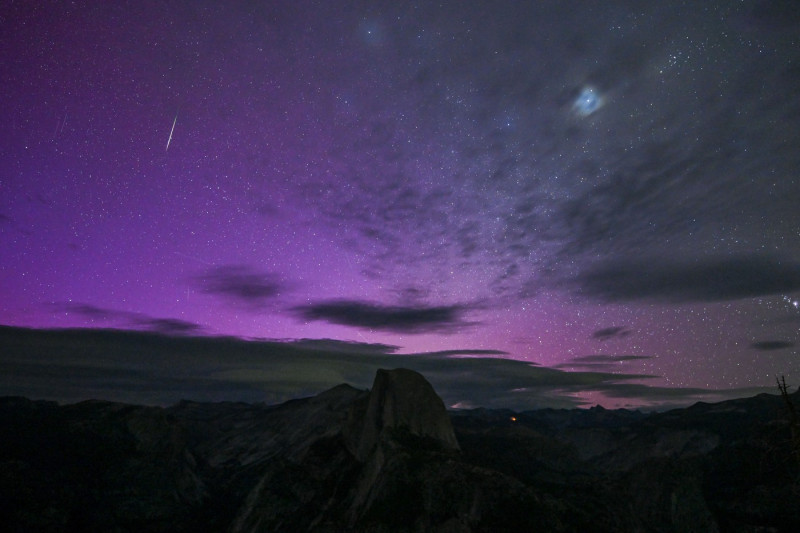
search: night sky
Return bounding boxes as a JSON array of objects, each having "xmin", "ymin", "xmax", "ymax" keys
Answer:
[{"xmin": 2, "ymin": 0, "xmax": 799, "ymax": 409}]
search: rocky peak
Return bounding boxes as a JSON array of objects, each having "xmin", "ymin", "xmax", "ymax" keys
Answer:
[{"xmin": 351, "ymin": 368, "xmax": 460, "ymax": 460}]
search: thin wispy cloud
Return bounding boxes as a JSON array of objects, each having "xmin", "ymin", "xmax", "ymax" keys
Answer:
[
  {"xmin": 54, "ymin": 302, "xmax": 203, "ymax": 335},
  {"xmin": 195, "ymin": 265, "xmax": 285, "ymax": 309},
  {"xmin": 555, "ymin": 354, "xmax": 652, "ymax": 372}
]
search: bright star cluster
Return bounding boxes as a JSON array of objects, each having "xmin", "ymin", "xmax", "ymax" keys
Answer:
[{"xmin": 573, "ymin": 86, "xmax": 603, "ymax": 116}]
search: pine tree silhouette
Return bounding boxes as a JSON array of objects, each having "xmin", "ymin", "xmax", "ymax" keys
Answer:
[{"xmin": 776, "ymin": 375, "xmax": 800, "ymax": 471}]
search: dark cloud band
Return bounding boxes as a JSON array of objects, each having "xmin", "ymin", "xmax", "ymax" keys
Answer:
[
  {"xmin": 1, "ymin": 325, "xmax": 767, "ymax": 410},
  {"xmin": 575, "ymin": 254, "xmax": 800, "ymax": 303},
  {"xmin": 592, "ymin": 327, "xmax": 630, "ymax": 340},
  {"xmin": 54, "ymin": 302, "xmax": 204, "ymax": 335},
  {"xmin": 750, "ymin": 341, "xmax": 795, "ymax": 351},
  {"xmin": 294, "ymin": 300, "xmax": 476, "ymax": 334}
]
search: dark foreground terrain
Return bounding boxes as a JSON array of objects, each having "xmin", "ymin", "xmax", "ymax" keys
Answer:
[{"xmin": 1, "ymin": 368, "xmax": 798, "ymax": 532}]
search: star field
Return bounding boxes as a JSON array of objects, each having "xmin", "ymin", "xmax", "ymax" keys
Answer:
[{"xmin": 1, "ymin": 0, "xmax": 799, "ymax": 408}]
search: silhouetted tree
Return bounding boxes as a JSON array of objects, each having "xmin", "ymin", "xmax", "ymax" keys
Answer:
[{"xmin": 777, "ymin": 375, "xmax": 800, "ymax": 471}]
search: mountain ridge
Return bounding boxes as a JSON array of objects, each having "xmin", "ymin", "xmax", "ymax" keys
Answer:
[{"xmin": 1, "ymin": 369, "xmax": 799, "ymax": 531}]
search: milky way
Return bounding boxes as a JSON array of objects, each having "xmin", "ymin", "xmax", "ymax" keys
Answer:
[{"xmin": 2, "ymin": 0, "xmax": 799, "ymax": 408}]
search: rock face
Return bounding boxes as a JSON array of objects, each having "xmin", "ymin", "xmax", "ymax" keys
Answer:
[
  {"xmin": 1, "ymin": 371, "xmax": 800, "ymax": 532},
  {"xmin": 351, "ymin": 368, "xmax": 460, "ymax": 460}
]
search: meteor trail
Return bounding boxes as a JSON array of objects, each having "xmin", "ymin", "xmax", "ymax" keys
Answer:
[
  {"xmin": 166, "ymin": 111, "xmax": 178, "ymax": 151},
  {"xmin": 54, "ymin": 109, "xmax": 67, "ymax": 138}
]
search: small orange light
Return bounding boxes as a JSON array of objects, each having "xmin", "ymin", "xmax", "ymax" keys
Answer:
[{"xmin": 510, "ymin": 416, "xmax": 517, "ymax": 422}]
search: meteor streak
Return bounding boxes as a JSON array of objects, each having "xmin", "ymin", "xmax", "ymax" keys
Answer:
[{"xmin": 166, "ymin": 112, "xmax": 178, "ymax": 151}]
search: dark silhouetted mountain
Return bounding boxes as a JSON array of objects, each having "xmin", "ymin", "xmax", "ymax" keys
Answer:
[
  {"xmin": 348, "ymin": 368, "xmax": 460, "ymax": 460},
  {"xmin": 1, "ymin": 369, "xmax": 799, "ymax": 532}
]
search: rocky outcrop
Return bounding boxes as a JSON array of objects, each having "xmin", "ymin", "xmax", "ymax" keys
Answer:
[
  {"xmin": 230, "ymin": 368, "xmax": 474, "ymax": 532},
  {"xmin": 349, "ymin": 368, "xmax": 460, "ymax": 461}
]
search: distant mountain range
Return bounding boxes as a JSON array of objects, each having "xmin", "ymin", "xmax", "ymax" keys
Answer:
[{"xmin": 1, "ymin": 368, "xmax": 798, "ymax": 532}]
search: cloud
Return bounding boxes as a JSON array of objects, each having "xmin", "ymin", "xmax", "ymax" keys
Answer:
[
  {"xmin": 569, "ymin": 355, "xmax": 651, "ymax": 365},
  {"xmin": 0, "ymin": 324, "xmax": 726, "ymax": 410},
  {"xmin": 276, "ymin": 1, "xmax": 800, "ymax": 306},
  {"xmin": 592, "ymin": 327, "xmax": 630, "ymax": 341},
  {"xmin": 134, "ymin": 318, "xmax": 203, "ymax": 336},
  {"xmin": 574, "ymin": 254, "xmax": 800, "ymax": 303},
  {"xmin": 273, "ymin": 342, "xmax": 504, "ymax": 358},
  {"xmin": 293, "ymin": 299, "xmax": 477, "ymax": 334},
  {"xmin": 768, "ymin": 315, "xmax": 800, "ymax": 325},
  {"xmin": 196, "ymin": 265, "xmax": 283, "ymax": 308},
  {"xmin": 54, "ymin": 302, "xmax": 204, "ymax": 336},
  {"xmin": 254, "ymin": 203, "xmax": 279, "ymax": 217},
  {"xmin": 415, "ymin": 349, "xmax": 509, "ymax": 358},
  {"xmin": 555, "ymin": 354, "xmax": 651, "ymax": 371},
  {"xmin": 582, "ymin": 382, "xmax": 774, "ymax": 411},
  {"xmin": 750, "ymin": 340, "xmax": 795, "ymax": 351},
  {"xmin": 1, "ymin": 325, "xmax": 779, "ymax": 411},
  {"xmin": 59, "ymin": 303, "xmax": 120, "ymax": 321},
  {"xmin": 280, "ymin": 338, "xmax": 399, "ymax": 354}
]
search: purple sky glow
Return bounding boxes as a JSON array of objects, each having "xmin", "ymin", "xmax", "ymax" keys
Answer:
[{"xmin": 2, "ymin": 0, "xmax": 799, "ymax": 409}]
